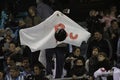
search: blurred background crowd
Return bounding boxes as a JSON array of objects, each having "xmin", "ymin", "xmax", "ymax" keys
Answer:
[{"xmin": 0, "ymin": 0, "xmax": 120, "ymax": 80}]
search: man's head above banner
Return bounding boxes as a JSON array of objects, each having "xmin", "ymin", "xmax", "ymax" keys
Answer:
[{"xmin": 19, "ymin": 11, "xmax": 91, "ymax": 52}]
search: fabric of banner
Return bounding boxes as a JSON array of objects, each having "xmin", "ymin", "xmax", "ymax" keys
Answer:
[{"xmin": 19, "ymin": 11, "xmax": 91, "ymax": 52}]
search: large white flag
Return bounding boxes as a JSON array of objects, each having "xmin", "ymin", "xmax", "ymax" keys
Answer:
[{"xmin": 19, "ymin": 11, "xmax": 91, "ymax": 52}]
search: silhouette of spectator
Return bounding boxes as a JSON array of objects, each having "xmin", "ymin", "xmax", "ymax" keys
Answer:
[
  {"xmin": 36, "ymin": 0, "xmax": 54, "ymax": 21},
  {"xmin": 87, "ymin": 31, "xmax": 112, "ymax": 59},
  {"xmin": 24, "ymin": 6, "xmax": 41, "ymax": 27}
]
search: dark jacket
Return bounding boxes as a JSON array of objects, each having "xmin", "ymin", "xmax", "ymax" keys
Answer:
[
  {"xmin": 87, "ymin": 39, "xmax": 111, "ymax": 59},
  {"xmin": 96, "ymin": 59, "xmax": 112, "ymax": 71},
  {"xmin": 24, "ymin": 16, "xmax": 41, "ymax": 27},
  {"xmin": 89, "ymin": 56, "xmax": 98, "ymax": 76},
  {"xmin": 69, "ymin": 65, "xmax": 86, "ymax": 77}
]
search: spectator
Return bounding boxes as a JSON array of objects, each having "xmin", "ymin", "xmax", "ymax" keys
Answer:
[
  {"xmin": 69, "ymin": 58, "xmax": 86, "ymax": 80},
  {"xmin": 24, "ymin": 6, "xmax": 41, "ymax": 27},
  {"xmin": 87, "ymin": 31, "xmax": 112, "ymax": 59},
  {"xmin": 97, "ymin": 52, "xmax": 112, "ymax": 70},
  {"xmin": 2, "ymin": 35, "xmax": 13, "ymax": 52},
  {"xmin": 21, "ymin": 45, "xmax": 41, "ymax": 68},
  {"xmin": 10, "ymin": 46, "xmax": 23, "ymax": 67},
  {"xmin": 18, "ymin": 19, "xmax": 27, "ymax": 29},
  {"xmin": 5, "ymin": 42, "xmax": 17, "ymax": 57},
  {"xmin": 3, "ymin": 41, "xmax": 23, "ymax": 65},
  {"xmin": 86, "ymin": 47, "xmax": 100, "ymax": 80},
  {"xmin": 104, "ymin": 20, "xmax": 120, "ymax": 62},
  {"xmin": 13, "ymin": 19, "xmax": 27, "ymax": 44},
  {"xmin": 0, "ymin": 70, "xmax": 4, "ymax": 80},
  {"xmin": 4, "ymin": 56, "xmax": 16, "ymax": 74},
  {"xmin": 101, "ymin": 9, "xmax": 117, "ymax": 32},
  {"xmin": 86, "ymin": 9, "xmax": 103, "ymax": 34},
  {"xmin": 5, "ymin": 66, "xmax": 24, "ymax": 80},
  {"xmin": 94, "ymin": 52, "xmax": 112, "ymax": 80},
  {"xmin": 109, "ymin": 5, "xmax": 118, "ymax": 19},
  {"xmin": 21, "ymin": 57, "xmax": 33, "ymax": 78},
  {"xmin": 5, "ymin": 13, "xmax": 17, "ymax": 28},
  {"xmin": 64, "ymin": 47, "xmax": 85, "ymax": 77},
  {"xmin": 4, "ymin": 28, "xmax": 15, "ymax": 39},
  {"xmin": 36, "ymin": 0, "xmax": 54, "ymax": 21},
  {"xmin": 33, "ymin": 62, "xmax": 47, "ymax": 80}
]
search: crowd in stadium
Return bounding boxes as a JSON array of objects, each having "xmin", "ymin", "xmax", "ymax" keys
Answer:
[{"xmin": 0, "ymin": 0, "xmax": 120, "ymax": 80}]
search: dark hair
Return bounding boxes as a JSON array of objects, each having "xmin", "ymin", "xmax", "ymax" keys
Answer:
[
  {"xmin": 9, "ymin": 42, "xmax": 18, "ymax": 47},
  {"xmin": 28, "ymin": 6, "xmax": 37, "ymax": 15},
  {"xmin": 55, "ymin": 29, "xmax": 67, "ymax": 41},
  {"xmin": 92, "ymin": 46, "xmax": 100, "ymax": 52},
  {"xmin": 22, "ymin": 57, "xmax": 29, "ymax": 62},
  {"xmin": 111, "ymin": 19, "xmax": 118, "ymax": 25},
  {"xmin": 73, "ymin": 58, "xmax": 85, "ymax": 66},
  {"xmin": 9, "ymin": 66, "xmax": 20, "ymax": 71},
  {"xmin": 98, "ymin": 52, "xmax": 107, "ymax": 58},
  {"xmin": 34, "ymin": 61, "xmax": 45, "ymax": 69},
  {"xmin": 94, "ymin": 30, "xmax": 103, "ymax": 35},
  {"xmin": 72, "ymin": 46, "xmax": 80, "ymax": 53}
]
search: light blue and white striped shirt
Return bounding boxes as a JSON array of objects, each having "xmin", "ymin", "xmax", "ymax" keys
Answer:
[{"xmin": 5, "ymin": 73, "xmax": 24, "ymax": 80}]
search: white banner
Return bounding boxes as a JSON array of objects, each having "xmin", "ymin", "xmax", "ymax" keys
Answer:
[{"xmin": 19, "ymin": 11, "xmax": 91, "ymax": 52}]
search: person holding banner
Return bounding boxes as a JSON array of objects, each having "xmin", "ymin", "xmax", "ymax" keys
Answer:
[
  {"xmin": 45, "ymin": 43, "xmax": 68, "ymax": 78},
  {"xmin": 19, "ymin": 11, "xmax": 91, "ymax": 79}
]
